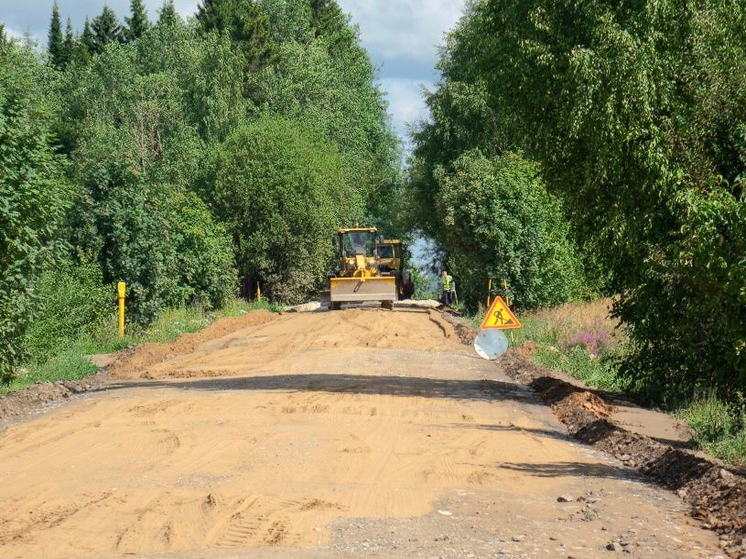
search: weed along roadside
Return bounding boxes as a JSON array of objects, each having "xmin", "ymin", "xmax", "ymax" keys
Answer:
[{"xmin": 508, "ymin": 300, "xmax": 746, "ymax": 468}]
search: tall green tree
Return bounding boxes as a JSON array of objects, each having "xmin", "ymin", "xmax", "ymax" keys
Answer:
[
  {"xmin": 255, "ymin": 28, "xmax": 399, "ymax": 225},
  {"xmin": 81, "ymin": 17, "xmax": 94, "ymax": 51},
  {"xmin": 156, "ymin": 0, "xmax": 179, "ymax": 27},
  {"xmin": 197, "ymin": 0, "xmax": 272, "ymax": 71},
  {"xmin": 310, "ymin": 0, "xmax": 353, "ymax": 53},
  {"xmin": 62, "ymin": 18, "xmax": 74, "ymax": 66},
  {"xmin": 72, "ymin": 17, "xmax": 95, "ymax": 65},
  {"xmin": 124, "ymin": 0, "xmax": 149, "ymax": 42},
  {"xmin": 404, "ymin": 1, "xmax": 586, "ymax": 310},
  {"xmin": 91, "ymin": 5, "xmax": 123, "ymax": 53},
  {"xmin": 58, "ymin": 25, "xmax": 242, "ymax": 321},
  {"xmin": 431, "ymin": 151, "xmax": 583, "ymax": 309},
  {"xmin": 204, "ymin": 116, "xmax": 360, "ymax": 302},
  {"xmin": 47, "ymin": 1, "xmax": 64, "ymax": 67},
  {"xmin": 462, "ymin": 0, "xmax": 746, "ymax": 396}
]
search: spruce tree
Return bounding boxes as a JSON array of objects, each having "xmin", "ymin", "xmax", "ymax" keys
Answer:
[
  {"xmin": 156, "ymin": 0, "xmax": 179, "ymax": 27},
  {"xmin": 91, "ymin": 6, "xmax": 123, "ymax": 54},
  {"xmin": 196, "ymin": 0, "xmax": 272, "ymax": 70},
  {"xmin": 124, "ymin": 0, "xmax": 149, "ymax": 42},
  {"xmin": 74, "ymin": 17, "xmax": 95, "ymax": 64},
  {"xmin": 81, "ymin": 17, "xmax": 94, "ymax": 51},
  {"xmin": 310, "ymin": 0, "xmax": 353, "ymax": 54},
  {"xmin": 48, "ymin": 1, "xmax": 64, "ymax": 67},
  {"xmin": 0, "ymin": 23, "xmax": 6, "ymax": 45},
  {"xmin": 196, "ymin": 0, "xmax": 231, "ymax": 35},
  {"xmin": 310, "ymin": 0, "xmax": 344, "ymax": 36},
  {"xmin": 61, "ymin": 18, "xmax": 74, "ymax": 67}
]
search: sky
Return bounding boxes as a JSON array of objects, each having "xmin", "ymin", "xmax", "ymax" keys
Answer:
[{"xmin": 0, "ymin": 0, "xmax": 467, "ymax": 146}]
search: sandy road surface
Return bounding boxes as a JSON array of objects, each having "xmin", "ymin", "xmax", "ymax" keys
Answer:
[{"xmin": 0, "ymin": 309, "xmax": 722, "ymax": 558}]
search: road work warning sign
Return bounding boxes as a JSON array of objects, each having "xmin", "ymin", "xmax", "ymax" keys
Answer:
[{"xmin": 480, "ymin": 296, "xmax": 521, "ymax": 330}]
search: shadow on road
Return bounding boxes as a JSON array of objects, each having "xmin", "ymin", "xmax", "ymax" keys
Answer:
[
  {"xmin": 104, "ymin": 374, "xmax": 539, "ymax": 405},
  {"xmin": 462, "ymin": 422, "xmax": 573, "ymax": 442},
  {"xmin": 499, "ymin": 460, "xmax": 642, "ymax": 481}
]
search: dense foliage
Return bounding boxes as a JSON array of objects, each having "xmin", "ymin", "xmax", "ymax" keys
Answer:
[
  {"xmin": 59, "ymin": 24, "xmax": 241, "ymax": 322},
  {"xmin": 0, "ymin": 44, "xmax": 70, "ymax": 383},
  {"xmin": 205, "ymin": 116, "xmax": 357, "ymax": 301},
  {"xmin": 431, "ymin": 151, "xmax": 583, "ymax": 309},
  {"xmin": 407, "ymin": 7, "xmax": 586, "ymax": 311},
  {"xmin": 0, "ymin": 0, "xmax": 399, "ymax": 383},
  {"xmin": 436, "ymin": 0, "xmax": 746, "ymax": 397},
  {"xmin": 22, "ymin": 257, "xmax": 111, "ymax": 365}
]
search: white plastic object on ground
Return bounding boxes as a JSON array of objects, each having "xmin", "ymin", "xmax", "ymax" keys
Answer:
[{"xmin": 474, "ymin": 329, "xmax": 509, "ymax": 360}]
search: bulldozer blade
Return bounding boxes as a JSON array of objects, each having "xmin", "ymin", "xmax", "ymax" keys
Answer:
[{"xmin": 330, "ymin": 277, "xmax": 397, "ymax": 303}]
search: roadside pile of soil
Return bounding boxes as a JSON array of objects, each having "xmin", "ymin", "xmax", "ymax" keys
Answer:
[
  {"xmin": 440, "ymin": 311, "xmax": 476, "ymax": 347},
  {"xmin": 500, "ymin": 350, "xmax": 746, "ymax": 558},
  {"xmin": 0, "ymin": 374, "xmax": 108, "ymax": 421},
  {"xmin": 0, "ymin": 311, "xmax": 279, "ymax": 423},
  {"xmin": 108, "ymin": 310, "xmax": 277, "ymax": 379}
]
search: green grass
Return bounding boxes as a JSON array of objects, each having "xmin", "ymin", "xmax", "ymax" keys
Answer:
[
  {"xmin": 530, "ymin": 345, "xmax": 631, "ymax": 392},
  {"xmin": 678, "ymin": 394, "xmax": 746, "ymax": 465},
  {"xmin": 140, "ymin": 306, "xmax": 213, "ymax": 344},
  {"xmin": 1, "ymin": 298, "xmax": 280, "ymax": 396},
  {"xmin": 488, "ymin": 298, "xmax": 746, "ymax": 466}
]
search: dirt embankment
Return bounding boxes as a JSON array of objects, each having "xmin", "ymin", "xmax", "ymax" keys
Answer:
[
  {"xmin": 498, "ymin": 350, "xmax": 746, "ymax": 558},
  {"xmin": 0, "ymin": 310, "xmax": 279, "ymax": 422},
  {"xmin": 0, "ymin": 378, "xmax": 102, "ymax": 421},
  {"xmin": 107, "ymin": 310, "xmax": 278, "ymax": 379}
]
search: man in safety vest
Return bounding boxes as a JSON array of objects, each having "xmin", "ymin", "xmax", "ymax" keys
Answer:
[{"xmin": 440, "ymin": 270, "xmax": 455, "ymax": 306}]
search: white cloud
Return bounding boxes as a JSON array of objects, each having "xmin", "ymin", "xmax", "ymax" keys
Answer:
[
  {"xmin": 339, "ymin": 0, "xmax": 465, "ymax": 63},
  {"xmin": 380, "ymin": 77, "xmax": 430, "ymax": 139},
  {"xmin": 4, "ymin": 26, "xmax": 25, "ymax": 40},
  {"xmin": 338, "ymin": 0, "xmax": 466, "ymax": 145}
]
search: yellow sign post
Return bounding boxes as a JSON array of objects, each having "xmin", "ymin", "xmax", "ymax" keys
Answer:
[
  {"xmin": 117, "ymin": 282, "xmax": 126, "ymax": 339},
  {"xmin": 480, "ymin": 296, "xmax": 521, "ymax": 330}
]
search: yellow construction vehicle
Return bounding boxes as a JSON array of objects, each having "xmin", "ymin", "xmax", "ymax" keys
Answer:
[
  {"xmin": 377, "ymin": 240, "xmax": 402, "ymax": 273},
  {"xmin": 377, "ymin": 240, "xmax": 415, "ymax": 300},
  {"xmin": 321, "ymin": 227, "xmax": 398, "ymax": 310}
]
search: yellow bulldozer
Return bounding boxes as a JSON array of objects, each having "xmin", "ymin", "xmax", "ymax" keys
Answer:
[
  {"xmin": 377, "ymin": 239, "xmax": 415, "ymax": 300},
  {"xmin": 320, "ymin": 226, "xmax": 398, "ymax": 310}
]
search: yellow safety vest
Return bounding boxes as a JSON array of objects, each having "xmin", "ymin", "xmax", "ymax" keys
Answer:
[{"xmin": 442, "ymin": 274, "xmax": 453, "ymax": 291}]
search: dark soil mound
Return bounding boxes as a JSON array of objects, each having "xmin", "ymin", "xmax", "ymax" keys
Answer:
[{"xmin": 501, "ymin": 351, "xmax": 746, "ymax": 558}]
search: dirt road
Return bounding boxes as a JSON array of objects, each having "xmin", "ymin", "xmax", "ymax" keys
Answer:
[{"xmin": 0, "ymin": 308, "xmax": 723, "ymax": 558}]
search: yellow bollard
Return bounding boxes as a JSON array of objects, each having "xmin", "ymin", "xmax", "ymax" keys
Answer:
[
  {"xmin": 117, "ymin": 282, "xmax": 126, "ymax": 339},
  {"xmin": 256, "ymin": 283, "xmax": 262, "ymax": 302},
  {"xmin": 486, "ymin": 278, "xmax": 493, "ymax": 308}
]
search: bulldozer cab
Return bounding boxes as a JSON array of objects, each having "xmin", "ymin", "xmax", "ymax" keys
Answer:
[
  {"xmin": 377, "ymin": 243, "xmax": 397, "ymax": 259},
  {"xmin": 340, "ymin": 229, "xmax": 376, "ymax": 257},
  {"xmin": 377, "ymin": 240, "xmax": 402, "ymax": 272}
]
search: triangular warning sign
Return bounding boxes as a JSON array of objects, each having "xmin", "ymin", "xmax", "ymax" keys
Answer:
[{"xmin": 480, "ymin": 296, "xmax": 521, "ymax": 330}]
